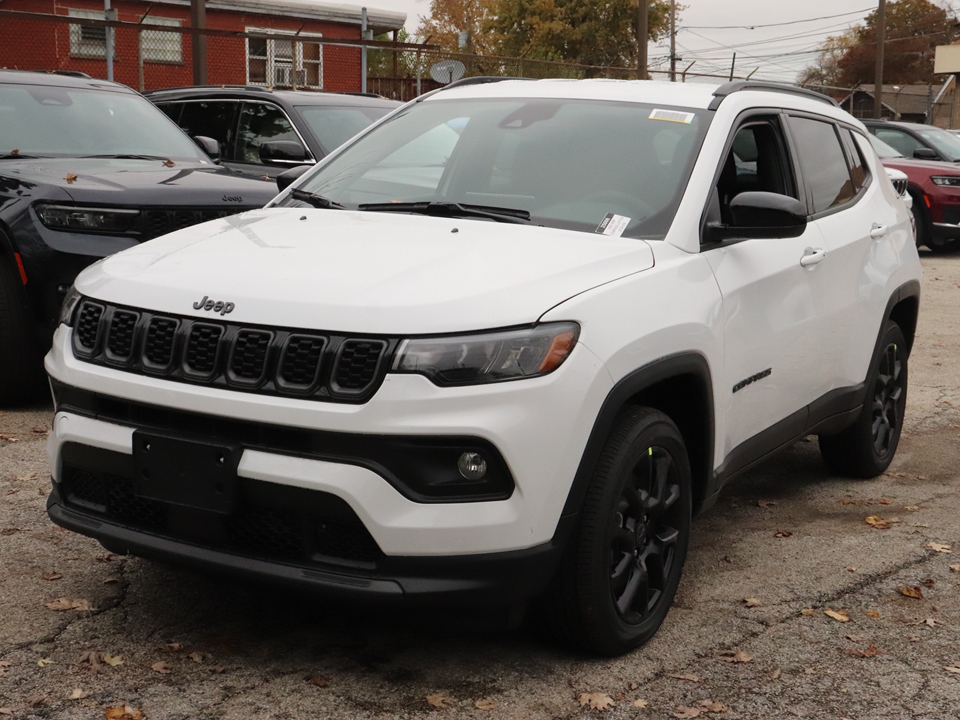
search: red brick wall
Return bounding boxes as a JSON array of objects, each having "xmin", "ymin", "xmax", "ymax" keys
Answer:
[{"xmin": 0, "ymin": 0, "xmax": 363, "ymax": 92}]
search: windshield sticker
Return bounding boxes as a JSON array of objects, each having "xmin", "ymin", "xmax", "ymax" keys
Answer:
[
  {"xmin": 596, "ymin": 213, "xmax": 630, "ymax": 237},
  {"xmin": 649, "ymin": 108, "xmax": 695, "ymax": 124}
]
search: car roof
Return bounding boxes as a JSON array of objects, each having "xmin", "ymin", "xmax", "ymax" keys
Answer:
[
  {"xmin": 0, "ymin": 69, "xmax": 136, "ymax": 93},
  {"xmin": 861, "ymin": 119, "xmax": 935, "ymax": 130},
  {"xmin": 145, "ymin": 85, "xmax": 399, "ymax": 107}
]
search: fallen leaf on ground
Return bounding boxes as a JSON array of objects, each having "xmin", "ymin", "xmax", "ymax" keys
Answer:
[
  {"xmin": 700, "ymin": 699, "xmax": 729, "ymax": 713},
  {"xmin": 801, "ymin": 608, "xmax": 816, "ymax": 616},
  {"xmin": 426, "ymin": 693, "xmax": 453, "ymax": 709},
  {"xmin": 65, "ymin": 173, "xmax": 78, "ymax": 184},
  {"xmin": 673, "ymin": 708, "xmax": 702, "ymax": 719},
  {"xmin": 825, "ymin": 609, "xmax": 850, "ymax": 623},
  {"xmin": 27, "ymin": 695, "xmax": 46, "ymax": 708},
  {"xmin": 867, "ymin": 611, "xmax": 880, "ymax": 618},
  {"xmin": 308, "ymin": 675, "xmax": 329, "ymax": 687},
  {"xmin": 927, "ymin": 542, "xmax": 952, "ymax": 553},
  {"xmin": 101, "ymin": 654, "xmax": 123, "ymax": 667},
  {"xmin": 743, "ymin": 598, "xmax": 761, "ymax": 607},
  {"xmin": 151, "ymin": 661, "xmax": 171, "ymax": 674},
  {"xmin": 475, "ymin": 699, "xmax": 495, "ymax": 710},
  {"xmin": 32, "ymin": 427, "xmax": 49, "ymax": 435},
  {"xmin": 68, "ymin": 688, "xmax": 89, "ymax": 700},
  {"xmin": 945, "ymin": 665, "xmax": 960, "ymax": 675},
  {"xmin": 950, "ymin": 564, "xmax": 960, "ymax": 572},
  {"xmin": 717, "ymin": 650, "xmax": 752, "ymax": 663},
  {"xmin": 757, "ymin": 500, "xmax": 776, "ymax": 508},
  {"xmin": 42, "ymin": 572, "xmax": 63, "ymax": 581},
  {"xmin": 875, "ymin": 498, "xmax": 892, "ymax": 505},
  {"xmin": 207, "ymin": 665, "xmax": 225, "ymax": 674},
  {"xmin": 579, "ymin": 693, "xmax": 615, "ymax": 711},
  {"xmin": 188, "ymin": 651, "xmax": 210, "ymax": 663},
  {"xmin": 899, "ymin": 586, "xmax": 924, "ymax": 599},
  {"xmin": 769, "ymin": 668, "xmax": 782, "ymax": 679},
  {"xmin": 627, "ymin": 682, "xmax": 639, "ymax": 691},
  {"xmin": 634, "ymin": 698, "xmax": 649, "ymax": 708},
  {"xmin": 0, "ymin": 434, "xmax": 18, "ymax": 442},
  {"xmin": 921, "ymin": 579, "xmax": 936, "ymax": 588},
  {"xmin": 845, "ymin": 634, "xmax": 863, "ymax": 642},
  {"xmin": 158, "ymin": 642, "xmax": 183, "ymax": 653},
  {"xmin": 667, "ymin": 673, "xmax": 700, "ymax": 682},
  {"xmin": 37, "ymin": 658, "xmax": 52, "ymax": 667},
  {"xmin": 926, "ymin": 618, "xmax": 942, "ymax": 627},
  {"xmin": 774, "ymin": 530, "xmax": 792, "ymax": 538},
  {"xmin": 845, "ymin": 644, "xmax": 879, "ymax": 658},
  {"xmin": 904, "ymin": 505, "xmax": 920, "ymax": 511},
  {"xmin": 78, "ymin": 650, "xmax": 101, "ymax": 672},
  {"xmin": 865, "ymin": 516, "xmax": 899, "ymax": 529},
  {"xmin": 45, "ymin": 597, "xmax": 94, "ymax": 611},
  {"xmin": 804, "ymin": 667, "xmax": 816, "ymax": 674},
  {"xmin": 0, "ymin": 709, "xmax": 11, "ymax": 715},
  {"xmin": 106, "ymin": 705, "xmax": 143, "ymax": 720}
]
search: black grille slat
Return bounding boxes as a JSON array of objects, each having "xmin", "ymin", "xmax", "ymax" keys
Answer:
[
  {"xmin": 143, "ymin": 317, "xmax": 178, "ymax": 369},
  {"xmin": 334, "ymin": 340, "xmax": 386, "ymax": 392},
  {"xmin": 229, "ymin": 330, "xmax": 272, "ymax": 384},
  {"xmin": 106, "ymin": 310, "xmax": 138, "ymax": 361},
  {"xmin": 279, "ymin": 335, "xmax": 326, "ymax": 389},
  {"xmin": 184, "ymin": 324, "xmax": 224, "ymax": 376},
  {"xmin": 75, "ymin": 301, "xmax": 105, "ymax": 352},
  {"xmin": 71, "ymin": 302, "xmax": 393, "ymax": 403}
]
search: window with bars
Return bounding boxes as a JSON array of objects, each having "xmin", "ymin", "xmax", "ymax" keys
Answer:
[
  {"xmin": 247, "ymin": 29, "xmax": 323, "ymax": 90},
  {"xmin": 141, "ymin": 17, "xmax": 183, "ymax": 64},
  {"xmin": 69, "ymin": 8, "xmax": 109, "ymax": 59}
]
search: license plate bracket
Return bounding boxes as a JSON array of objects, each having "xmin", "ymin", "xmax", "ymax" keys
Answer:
[{"xmin": 132, "ymin": 431, "xmax": 240, "ymax": 514}]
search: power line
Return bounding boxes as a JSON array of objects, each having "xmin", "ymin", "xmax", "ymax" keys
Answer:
[{"xmin": 682, "ymin": 7, "xmax": 874, "ymax": 30}]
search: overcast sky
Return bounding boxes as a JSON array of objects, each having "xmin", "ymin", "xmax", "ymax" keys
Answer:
[{"xmin": 379, "ymin": 0, "xmax": 960, "ymax": 83}]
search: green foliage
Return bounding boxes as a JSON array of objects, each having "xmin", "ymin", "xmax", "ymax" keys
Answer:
[{"xmin": 367, "ymin": 28, "xmax": 427, "ymax": 79}]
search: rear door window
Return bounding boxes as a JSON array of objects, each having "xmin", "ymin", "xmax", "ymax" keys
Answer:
[{"xmin": 788, "ymin": 116, "xmax": 854, "ymax": 215}]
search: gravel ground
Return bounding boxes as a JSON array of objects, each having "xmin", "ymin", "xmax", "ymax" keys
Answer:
[{"xmin": 1, "ymin": 251, "xmax": 958, "ymax": 720}]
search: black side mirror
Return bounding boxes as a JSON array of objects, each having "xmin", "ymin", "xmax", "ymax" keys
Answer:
[
  {"xmin": 192, "ymin": 135, "xmax": 220, "ymax": 161},
  {"xmin": 913, "ymin": 147, "xmax": 939, "ymax": 160},
  {"xmin": 276, "ymin": 164, "xmax": 311, "ymax": 192},
  {"xmin": 259, "ymin": 141, "xmax": 309, "ymax": 164},
  {"xmin": 705, "ymin": 191, "xmax": 807, "ymax": 244}
]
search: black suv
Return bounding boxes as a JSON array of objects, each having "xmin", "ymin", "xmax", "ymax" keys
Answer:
[
  {"xmin": 146, "ymin": 86, "xmax": 400, "ymax": 180},
  {"xmin": 862, "ymin": 119, "xmax": 960, "ymax": 163},
  {"xmin": 0, "ymin": 71, "xmax": 278, "ymax": 402}
]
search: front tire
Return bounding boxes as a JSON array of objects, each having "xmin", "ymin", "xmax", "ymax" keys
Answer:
[
  {"xmin": 819, "ymin": 322, "xmax": 907, "ymax": 478},
  {"xmin": 543, "ymin": 408, "xmax": 692, "ymax": 655}
]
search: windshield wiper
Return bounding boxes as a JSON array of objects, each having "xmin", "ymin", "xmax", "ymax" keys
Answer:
[
  {"xmin": 358, "ymin": 201, "xmax": 531, "ymax": 224},
  {"xmin": 290, "ymin": 188, "xmax": 344, "ymax": 209},
  {"xmin": 80, "ymin": 154, "xmax": 173, "ymax": 161},
  {"xmin": 0, "ymin": 153, "xmax": 41, "ymax": 160}
]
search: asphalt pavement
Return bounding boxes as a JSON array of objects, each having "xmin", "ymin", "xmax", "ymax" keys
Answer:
[{"xmin": 1, "ymin": 251, "xmax": 958, "ymax": 720}]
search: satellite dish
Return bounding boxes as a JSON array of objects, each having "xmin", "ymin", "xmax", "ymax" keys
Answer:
[{"xmin": 429, "ymin": 60, "xmax": 466, "ymax": 85}]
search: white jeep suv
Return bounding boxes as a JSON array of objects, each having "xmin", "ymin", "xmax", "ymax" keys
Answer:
[{"xmin": 45, "ymin": 79, "xmax": 921, "ymax": 655}]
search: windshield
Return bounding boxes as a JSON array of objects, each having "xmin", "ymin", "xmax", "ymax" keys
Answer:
[
  {"xmin": 914, "ymin": 126, "xmax": 960, "ymax": 161},
  {"xmin": 294, "ymin": 105, "xmax": 395, "ymax": 154},
  {"xmin": 277, "ymin": 98, "xmax": 710, "ymax": 238},
  {"xmin": 869, "ymin": 134, "xmax": 904, "ymax": 159},
  {"xmin": 0, "ymin": 84, "xmax": 209, "ymax": 161}
]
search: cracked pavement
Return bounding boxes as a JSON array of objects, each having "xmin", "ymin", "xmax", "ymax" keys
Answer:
[{"xmin": 1, "ymin": 252, "xmax": 959, "ymax": 719}]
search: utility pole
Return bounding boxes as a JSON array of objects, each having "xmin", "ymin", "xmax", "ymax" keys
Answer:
[
  {"xmin": 669, "ymin": 0, "xmax": 677, "ymax": 81},
  {"xmin": 104, "ymin": 0, "xmax": 116, "ymax": 82},
  {"xmin": 637, "ymin": 0, "xmax": 648, "ymax": 80},
  {"xmin": 361, "ymin": 8, "xmax": 368, "ymax": 94},
  {"xmin": 874, "ymin": 0, "xmax": 886, "ymax": 118},
  {"xmin": 190, "ymin": 0, "xmax": 207, "ymax": 85}
]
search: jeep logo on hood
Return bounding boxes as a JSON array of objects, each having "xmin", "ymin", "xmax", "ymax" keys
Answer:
[
  {"xmin": 193, "ymin": 296, "xmax": 235, "ymax": 315},
  {"xmin": 222, "ymin": 195, "xmax": 243, "ymax": 202}
]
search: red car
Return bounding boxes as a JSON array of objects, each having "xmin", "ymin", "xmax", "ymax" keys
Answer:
[{"xmin": 870, "ymin": 134, "xmax": 960, "ymax": 253}]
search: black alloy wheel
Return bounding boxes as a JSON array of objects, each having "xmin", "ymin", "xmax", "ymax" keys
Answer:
[
  {"xmin": 820, "ymin": 322, "xmax": 908, "ymax": 478},
  {"xmin": 542, "ymin": 407, "xmax": 692, "ymax": 655}
]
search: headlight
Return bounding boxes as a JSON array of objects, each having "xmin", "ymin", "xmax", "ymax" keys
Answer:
[
  {"xmin": 36, "ymin": 204, "xmax": 140, "ymax": 233},
  {"xmin": 392, "ymin": 322, "xmax": 579, "ymax": 386},
  {"xmin": 930, "ymin": 176, "xmax": 960, "ymax": 187},
  {"xmin": 58, "ymin": 285, "xmax": 82, "ymax": 327}
]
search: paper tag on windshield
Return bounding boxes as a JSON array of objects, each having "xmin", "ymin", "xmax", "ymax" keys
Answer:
[
  {"xmin": 596, "ymin": 213, "xmax": 630, "ymax": 237},
  {"xmin": 649, "ymin": 108, "xmax": 695, "ymax": 124}
]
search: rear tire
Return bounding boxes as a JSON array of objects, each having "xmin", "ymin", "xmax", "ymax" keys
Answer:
[
  {"xmin": 0, "ymin": 258, "xmax": 44, "ymax": 404},
  {"xmin": 542, "ymin": 407, "xmax": 691, "ymax": 655},
  {"xmin": 819, "ymin": 322, "xmax": 907, "ymax": 478}
]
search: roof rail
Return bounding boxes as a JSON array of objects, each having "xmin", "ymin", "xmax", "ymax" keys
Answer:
[
  {"xmin": 415, "ymin": 75, "xmax": 532, "ymax": 102},
  {"xmin": 709, "ymin": 81, "xmax": 838, "ymax": 110},
  {"xmin": 48, "ymin": 71, "xmax": 92, "ymax": 78}
]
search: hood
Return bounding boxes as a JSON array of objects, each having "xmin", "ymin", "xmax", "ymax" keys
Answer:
[
  {"xmin": 76, "ymin": 209, "xmax": 656, "ymax": 334},
  {"xmin": 0, "ymin": 157, "xmax": 277, "ymax": 207},
  {"xmin": 881, "ymin": 157, "xmax": 960, "ymax": 174}
]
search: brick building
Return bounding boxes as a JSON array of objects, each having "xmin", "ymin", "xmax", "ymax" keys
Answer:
[{"xmin": 0, "ymin": 0, "xmax": 405, "ymax": 93}]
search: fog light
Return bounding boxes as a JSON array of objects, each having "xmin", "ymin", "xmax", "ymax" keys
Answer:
[{"xmin": 458, "ymin": 452, "xmax": 487, "ymax": 480}]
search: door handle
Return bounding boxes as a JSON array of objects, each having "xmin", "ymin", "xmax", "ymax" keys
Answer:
[
  {"xmin": 870, "ymin": 224, "xmax": 888, "ymax": 240},
  {"xmin": 800, "ymin": 247, "xmax": 826, "ymax": 267}
]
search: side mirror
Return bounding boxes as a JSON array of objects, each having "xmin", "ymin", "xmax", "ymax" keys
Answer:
[
  {"xmin": 259, "ymin": 140, "xmax": 309, "ymax": 164},
  {"xmin": 276, "ymin": 164, "xmax": 311, "ymax": 192},
  {"xmin": 705, "ymin": 191, "xmax": 807, "ymax": 243},
  {"xmin": 913, "ymin": 147, "xmax": 939, "ymax": 160},
  {"xmin": 192, "ymin": 135, "xmax": 220, "ymax": 161}
]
